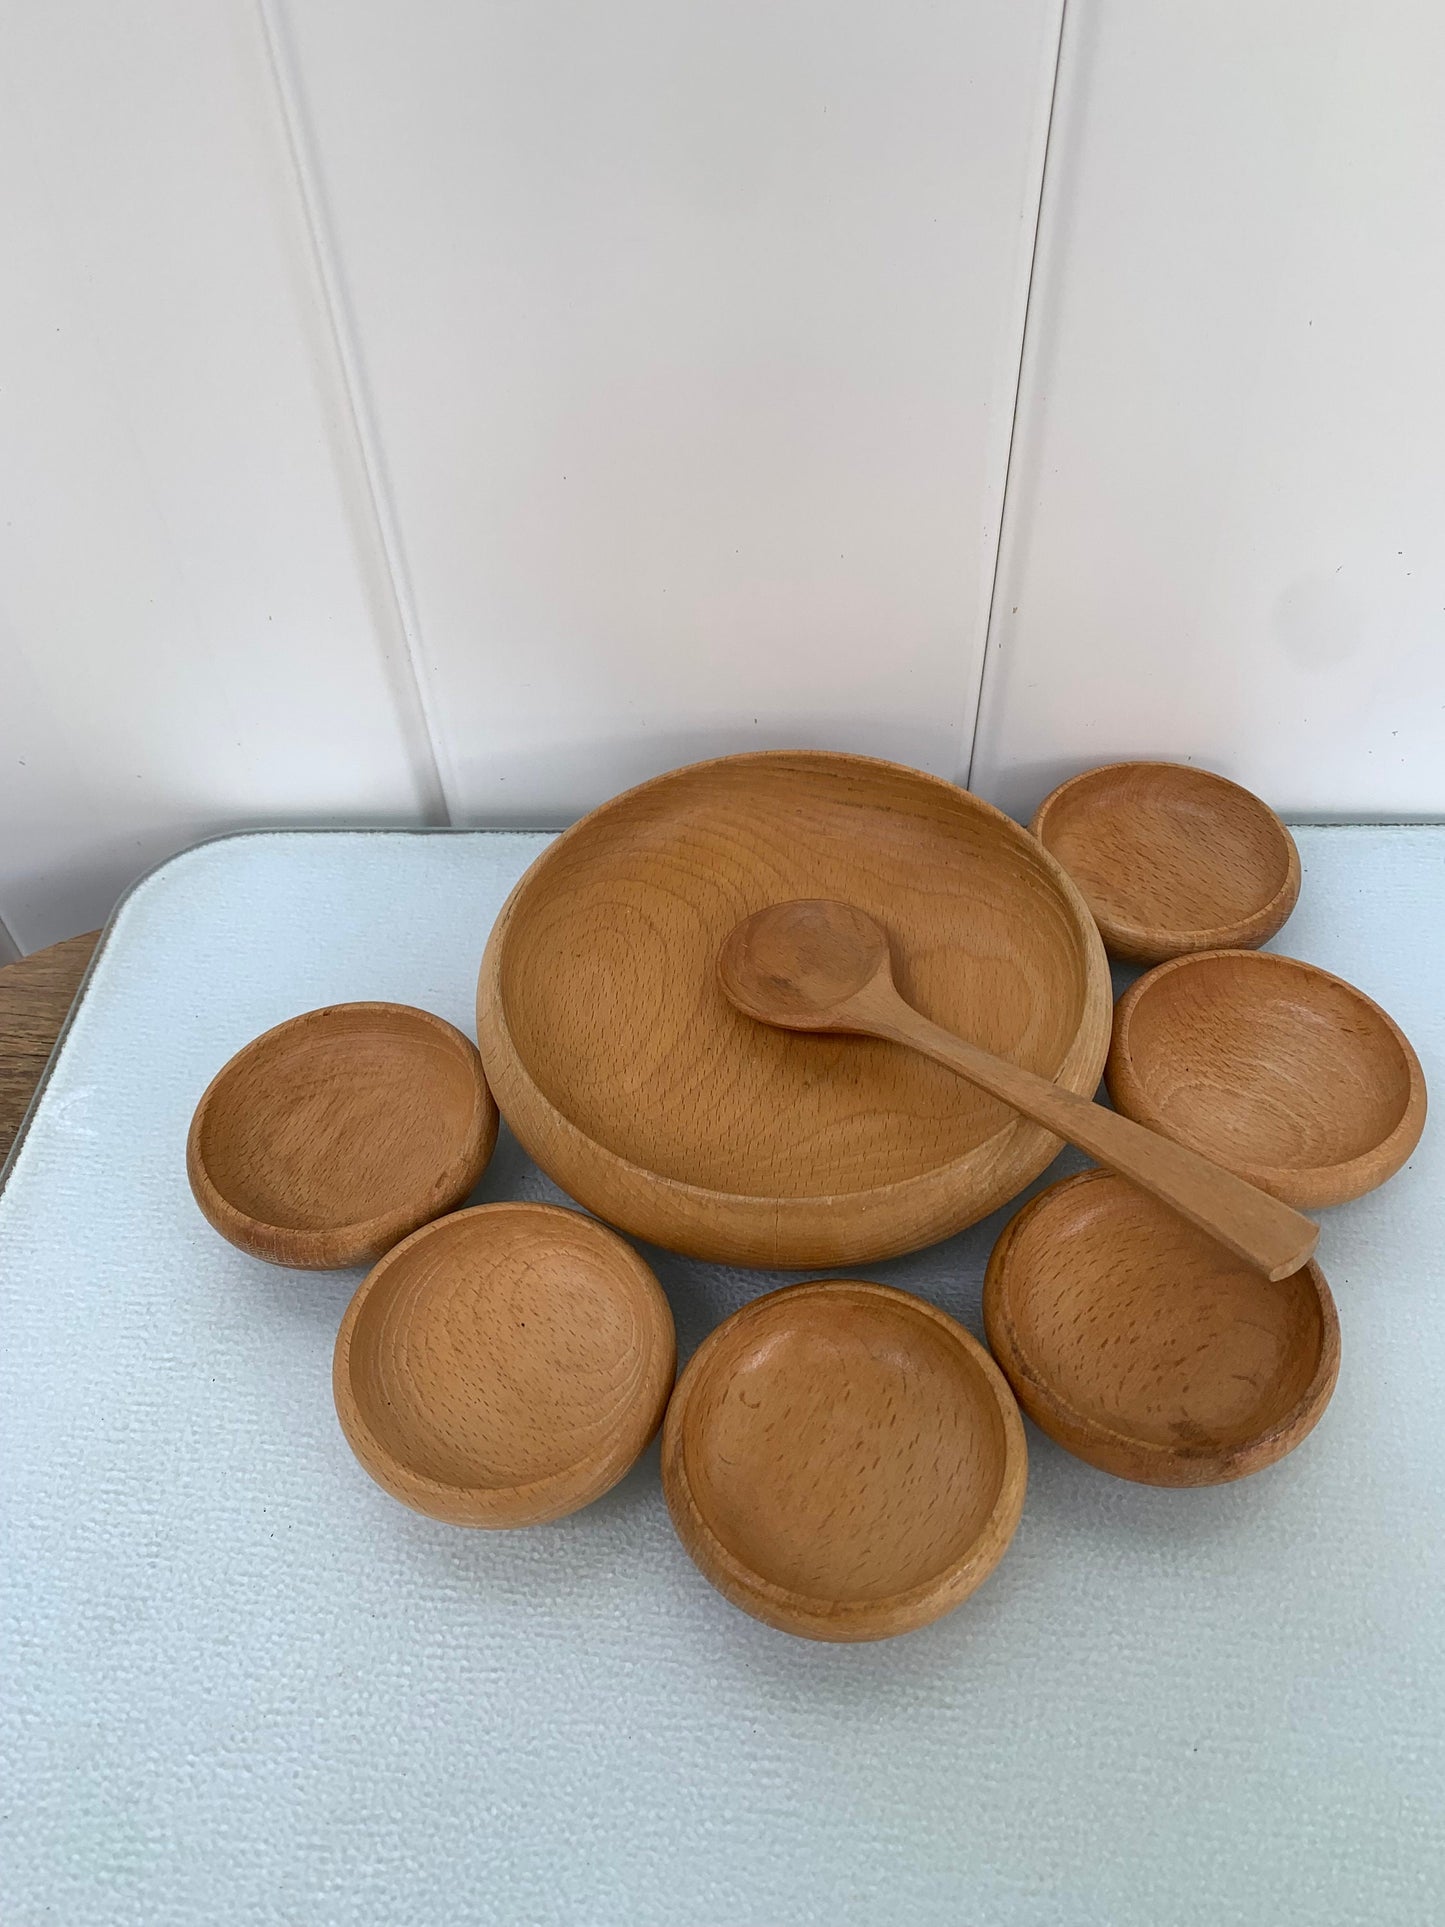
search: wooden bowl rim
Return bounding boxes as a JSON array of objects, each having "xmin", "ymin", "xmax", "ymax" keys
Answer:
[
  {"xmin": 983, "ymin": 1169, "xmax": 1341, "ymax": 1483},
  {"xmin": 187, "ymin": 1000, "xmax": 497, "ymax": 1269},
  {"xmin": 1108, "ymin": 948, "xmax": 1428, "ymax": 1202},
  {"xmin": 1031, "ymin": 760, "xmax": 1301, "ymax": 958},
  {"xmin": 333, "ymin": 1201, "xmax": 676, "ymax": 1524},
  {"xmin": 479, "ymin": 750, "xmax": 1112, "ymax": 1242},
  {"xmin": 661, "ymin": 1278, "xmax": 1028, "ymax": 1638}
]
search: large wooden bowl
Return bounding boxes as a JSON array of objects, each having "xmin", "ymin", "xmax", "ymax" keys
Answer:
[{"xmin": 477, "ymin": 752, "xmax": 1111, "ymax": 1265}]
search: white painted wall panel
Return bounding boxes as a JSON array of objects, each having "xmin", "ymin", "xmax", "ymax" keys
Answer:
[
  {"xmin": 0, "ymin": 2, "xmax": 437, "ymax": 951},
  {"xmin": 9, "ymin": 0, "xmax": 1440, "ymax": 960},
  {"xmin": 278, "ymin": 0, "xmax": 1064, "ymax": 818},
  {"xmin": 972, "ymin": 0, "xmax": 1445, "ymax": 821}
]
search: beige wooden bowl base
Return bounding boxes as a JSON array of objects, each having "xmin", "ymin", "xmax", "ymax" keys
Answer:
[
  {"xmin": 1032, "ymin": 761, "xmax": 1300, "ymax": 965},
  {"xmin": 478, "ymin": 751, "xmax": 1111, "ymax": 1268},
  {"xmin": 334, "ymin": 1203, "xmax": 676, "ymax": 1527},
  {"xmin": 1108, "ymin": 949, "xmax": 1427, "ymax": 1209},
  {"xmin": 188, "ymin": 1002, "xmax": 498, "ymax": 1269},
  {"xmin": 984, "ymin": 1171, "xmax": 1340, "ymax": 1487},
  {"xmin": 662, "ymin": 1279, "xmax": 1027, "ymax": 1641}
]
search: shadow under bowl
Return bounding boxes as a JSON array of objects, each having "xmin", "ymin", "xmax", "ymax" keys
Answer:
[
  {"xmin": 187, "ymin": 1001, "xmax": 497, "ymax": 1269},
  {"xmin": 662, "ymin": 1279, "xmax": 1027, "ymax": 1641},
  {"xmin": 984, "ymin": 1170, "xmax": 1340, "ymax": 1487},
  {"xmin": 1108, "ymin": 949, "xmax": 1426, "ymax": 1208},
  {"xmin": 334, "ymin": 1203, "xmax": 676, "ymax": 1527},
  {"xmin": 1031, "ymin": 760, "xmax": 1300, "ymax": 964}
]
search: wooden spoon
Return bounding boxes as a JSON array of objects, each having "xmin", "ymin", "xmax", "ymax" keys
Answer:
[{"xmin": 718, "ymin": 900, "xmax": 1319, "ymax": 1281}]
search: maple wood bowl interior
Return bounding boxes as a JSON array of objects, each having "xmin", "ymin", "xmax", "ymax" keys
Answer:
[
  {"xmin": 478, "ymin": 751, "xmax": 1110, "ymax": 1267},
  {"xmin": 334, "ymin": 1203, "xmax": 675, "ymax": 1527},
  {"xmin": 662, "ymin": 1280, "xmax": 1027, "ymax": 1641},
  {"xmin": 188, "ymin": 1002, "xmax": 498, "ymax": 1269},
  {"xmin": 984, "ymin": 1170, "xmax": 1339, "ymax": 1487},
  {"xmin": 1031, "ymin": 761, "xmax": 1300, "ymax": 964},
  {"xmin": 1108, "ymin": 949, "xmax": 1427, "ymax": 1209}
]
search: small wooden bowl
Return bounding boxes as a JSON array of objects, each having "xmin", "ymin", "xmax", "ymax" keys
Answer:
[
  {"xmin": 1108, "ymin": 950, "xmax": 1427, "ymax": 1208},
  {"xmin": 188, "ymin": 1002, "xmax": 497, "ymax": 1269},
  {"xmin": 334, "ymin": 1203, "xmax": 675, "ymax": 1527},
  {"xmin": 1031, "ymin": 761, "xmax": 1300, "ymax": 963},
  {"xmin": 662, "ymin": 1280, "xmax": 1027, "ymax": 1641},
  {"xmin": 479, "ymin": 751, "xmax": 1110, "ymax": 1267},
  {"xmin": 984, "ymin": 1170, "xmax": 1339, "ymax": 1486}
]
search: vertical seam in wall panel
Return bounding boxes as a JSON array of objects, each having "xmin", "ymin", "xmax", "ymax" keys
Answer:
[
  {"xmin": 965, "ymin": 0, "xmax": 1071, "ymax": 794},
  {"xmin": 253, "ymin": 0, "xmax": 455, "ymax": 826}
]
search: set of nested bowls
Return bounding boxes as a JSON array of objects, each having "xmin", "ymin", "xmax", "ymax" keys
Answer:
[{"xmin": 188, "ymin": 753, "xmax": 1425, "ymax": 1642}]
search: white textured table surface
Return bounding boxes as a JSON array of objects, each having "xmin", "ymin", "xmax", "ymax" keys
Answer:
[{"xmin": 2, "ymin": 827, "xmax": 1441, "ymax": 1927}]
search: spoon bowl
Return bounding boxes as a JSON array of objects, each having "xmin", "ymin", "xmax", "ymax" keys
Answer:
[{"xmin": 717, "ymin": 898, "xmax": 890, "ymax": 1027}]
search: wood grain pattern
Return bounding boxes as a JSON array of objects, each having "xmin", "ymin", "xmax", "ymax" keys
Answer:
[
  {"xmin": 334, "ymin": 1202, "xmax": 675, "ymax": 1527},
  {"xmin": 188, "ymin": 1002, "xmax": 497, "ymax": 1269},
  {"xmin": 0, "ymin": 930, "xmax": 100, "ymax": 1163},
  {"xmin": 983, "ymin": 1170, "xmax": 1340, "ymax": 1487},
  {"xmin": 719, "ymin": 898, "xmax": 1318, "ymax": 1279},
  {"xmin": 1031, "ymin": 762, "xmax": 1300, "ymax": 964},
  {"xmin": 477, "ymin": 751, "xmax": 1112, "ymax": 1267},
  {"xmin": 1108, "ymin": 949, "xmax": 1427, "ymax": 1209},
  {"xmin": 662, "ymin": 1279, "xmax": 1027, "ymax": 1641}
]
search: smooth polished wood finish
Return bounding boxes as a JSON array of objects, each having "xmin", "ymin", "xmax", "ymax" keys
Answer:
[
  {"xmin": 335, "ymin": 1203, "xmax": 675, "ymax": 1527},
  {"xmin": 984, "ymin": 1170, "xmax": 1339, "ymax": 1487},
  {"xmin": 662, "ymin": 1279, "xmax": 1027, "ymax": 1641},
  {"xmin": 478, "ymin": 751, "xmax": 1111, "ymax": 1267},
  {"xmin": 188, "ymin": 1002, "xmax": 498, "ymax": 1269},
  {"xmin": 1109, "ymin": 949, "xmax": 1427, "ymax": 1209},
  {"xmin": 1031, "ymin": 761, "xmax": 1300, "ymax": 964},
  {"xmin": 722, "ymin": 900, "xmax": 1318, "ymax": 1280},
  {"xmin": 0, "ymin": 930, "xmax": 100, "ymax": 1163}
]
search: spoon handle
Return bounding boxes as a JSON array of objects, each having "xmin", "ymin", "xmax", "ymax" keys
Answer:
[{"xmin": 871, "ymin": 1003, "xmax": 1319, "ymax": 1281}]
